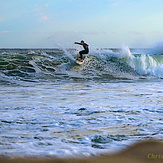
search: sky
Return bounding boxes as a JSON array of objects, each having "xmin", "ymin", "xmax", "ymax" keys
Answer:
[{"xmin": 0, "ymin": 0, "xmax": 163, "ymax": 48}]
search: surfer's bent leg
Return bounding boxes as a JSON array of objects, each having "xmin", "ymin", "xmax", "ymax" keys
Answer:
[
  {"xmin": 79, "ymin": 50, "xmax": 84, "ymax": 59},
  {"xmin": 79, "ymin": 50, "xmax": 88, "ymax": 59}
]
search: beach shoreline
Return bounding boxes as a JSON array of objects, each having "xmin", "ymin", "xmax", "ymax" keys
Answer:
[{"xmin": 1, "ymin": 140, "xmax": 163, "ymax": 163}]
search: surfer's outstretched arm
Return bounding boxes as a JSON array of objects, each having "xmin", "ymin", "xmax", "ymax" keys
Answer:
[{"xmin": 74, "ymin": 42, "xmax": 82, "ymax": 45}]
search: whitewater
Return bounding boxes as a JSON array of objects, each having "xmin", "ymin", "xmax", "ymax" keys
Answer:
[{"xmin": 0, "ymin": 46, "xmax": 163, "ymax": 158}]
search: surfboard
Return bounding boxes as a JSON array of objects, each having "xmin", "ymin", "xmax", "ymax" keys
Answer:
[{"xmin": 76, "ymin": 59, "xmax": 84, "ymax": 65}]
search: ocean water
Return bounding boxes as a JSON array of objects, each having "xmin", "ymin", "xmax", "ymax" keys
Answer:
[{"xmin": 0, "ymin": 46, "xmax": 163, "ymax": 158}]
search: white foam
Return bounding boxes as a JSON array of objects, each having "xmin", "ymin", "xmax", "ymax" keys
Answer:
[
  {"xmin": 118, "ymin": 46, "xmax": 163, "ymax": 78},
  {"xmin": 29, "ymin": 60, "xmax": 42, "ymax": 73}
]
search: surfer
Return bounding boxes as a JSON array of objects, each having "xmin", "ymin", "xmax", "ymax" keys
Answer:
[{"xmin": 74, "ymin": 40, "xmax": 89, "ymax": 61}]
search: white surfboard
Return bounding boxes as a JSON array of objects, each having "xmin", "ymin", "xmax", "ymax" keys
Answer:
[{"xmin": 76, "ymin": 59, "xmax": 84, "ymax": 65}]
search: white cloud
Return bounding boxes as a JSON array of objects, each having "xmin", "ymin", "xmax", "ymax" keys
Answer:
[
  {"xmin": 0, "ymin": 31, "xmax": 10, "ymax": 34},
  {"xmin": 33, "ymin": 5, "xmax": 42, "ymax": 13}
]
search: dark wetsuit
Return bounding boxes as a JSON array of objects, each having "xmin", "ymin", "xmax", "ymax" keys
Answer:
[{"xmin": 76, "ymin": 42, "xmax": 89, "ymax": 59}]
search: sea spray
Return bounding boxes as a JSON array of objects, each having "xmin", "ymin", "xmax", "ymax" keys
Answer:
[
  {"xmin": 150, "ymin": 40, "xmax": 163, "ymax": 55},
  {"xmin": 117, "ymin": 46, "xmax": 163, "ymax": 77},
  {"xmin": 55, "ymin": 43, "xmax": 76, "ymax": 62}
]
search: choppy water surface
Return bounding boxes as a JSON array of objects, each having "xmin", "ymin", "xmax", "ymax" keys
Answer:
[
  {"xmin": 0, "ymin": 80, "xmax": 163, "ymax": 158},
  {"xmin": 0, "ymin": 47, "xmax": 163, "ymax": 158}
]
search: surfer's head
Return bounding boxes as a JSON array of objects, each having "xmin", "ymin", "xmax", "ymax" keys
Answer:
[{"xmin": 81, "ymin": 40, "xmax": 84, "ymax": 44}]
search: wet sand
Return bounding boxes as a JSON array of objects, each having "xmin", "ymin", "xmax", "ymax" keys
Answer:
[{"xmin": 1, "ymin": 140, "xmax": 163, "ymax": 163}]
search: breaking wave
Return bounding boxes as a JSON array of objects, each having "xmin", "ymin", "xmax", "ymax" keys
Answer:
[{"xmin": 0, "ymin": 47, "xmax": 163, "ymax": 84}]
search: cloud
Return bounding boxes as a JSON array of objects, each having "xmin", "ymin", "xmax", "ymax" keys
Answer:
[
  {"xmin": 112, "ymin": 3, "xmax": 118, "ymax": 6},
  {"xmin": 33, "ymin": 4, "xmax": 49, "ymax": 21},
  {"xmin": 128, "ymin": 31, "xmax": 142, "ymax": 35},
  {"xmin": 74, "ymin": 31, "xmax": 107, "ymax": 35},
  {"xmin": 151, "ymin": 31, "xmax": 163, "ymax": 34},
  {"xmin": 41, "ymin": 16, "xmax": 48, "ymax": 20},
  {"xmin": 33, "ymin": 4, "xmax": 48, "ymax": 13},
  {"xmin": 0, "ymin": 31, "xmax": 10, "ymax": 34},
  {"xmin": 33, "ymin": 5, "xmax": 42, "ymax": 12}
]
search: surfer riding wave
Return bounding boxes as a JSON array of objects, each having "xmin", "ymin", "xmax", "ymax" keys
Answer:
[{"xmin": 74, "ymin": 40, "xmax": 89, "ymax": 61}]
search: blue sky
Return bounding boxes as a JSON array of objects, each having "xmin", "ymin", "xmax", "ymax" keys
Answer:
[{"xmin": 0, "ymin": 0, "xmax": 163, "ymax": 48}]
